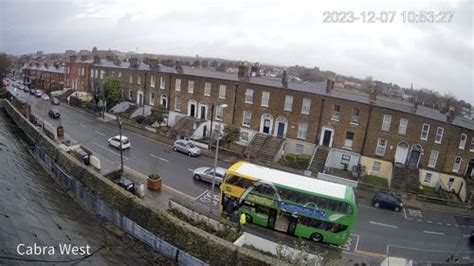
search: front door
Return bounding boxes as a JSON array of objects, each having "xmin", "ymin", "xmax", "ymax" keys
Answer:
[
  {"xmin": 322, "ymin": 130, "xmax": 332, "ymax": 147},
  {"xmin": 274, "ymin": 212, "xmax": 289, "ymax": 232},
  {"xmin": 466, "ymin": 159, "xmax": 474, "ymax": 178},
  {"xmin": 138, "ymin": 93, "xmax": 143, "ymax": 106},
  {"xmin": 394, "ymin": 144, "xmax": 409, "ymax": 165},
  {"xmin": 408, "ymin": 150, "xmax": 421, "ymax": 167},
  {"xmin": 277, "ymin": 122, "xmax": 285, "ymax": 137},
  {"xmin": 190, "ymin": 104, "xmax": 196, "ymax": 117},
  {"xmin": 203, "ymin": 125, "xmax": 207, "ymax": 139},
  {"xmin": 200, "ymin": 106, "xmax": 206, "ymax": 120},
  {"xmin": 263, "ymin": 119, "xmax": 271, "ymax": 134}
]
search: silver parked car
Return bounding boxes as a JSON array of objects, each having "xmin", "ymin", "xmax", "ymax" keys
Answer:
[
  {"xmin": 193, "ymin": 167, "xmax": 226, "ymax": 184},
  {"xmin": 173, "ymin": 139, "xmax": 201, "ymax": 156}
]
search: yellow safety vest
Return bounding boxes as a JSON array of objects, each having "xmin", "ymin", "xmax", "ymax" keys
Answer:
[{"xmin": 240, "ymin": 213, "xmax": 246, "ymax": 225}]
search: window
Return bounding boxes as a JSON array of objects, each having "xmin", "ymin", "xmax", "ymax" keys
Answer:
[
  {"xmin": 301, "ymin": 98, "xmax": 311, "ymax": 115},
  {"xmin": 129, "ymin": 74, "xmax": 133, "ymax": 84},
  {"xmin": 188, "ymin": 80, "xmax": 194, "ymax": 93},
  {"xmin": 331, "ymin": 104, "xmax": 340, "ymax": 120},
  {"xmin": 245, "ymin": 89, "xmax": 253, "ymax": 104},
  {"xmin": 459, "ymin": 134, "xmax": 467, "ymax": 150},
  {"xmin": 118, "ymin": 71, "xmax": 122, "ymax": 78},
  {"xmin": 81, "ymin": 67, "xmax": 85, "ymax": 76},
  {"xmin": 160, "ymin": 77, "xmax": 165, "ymax": 89},
  {"xmin": 344, "ymin": 132, "xmax": 354, "ymax": 149},
  {"xmin": 175, "ymin": 78, "xmax": 181, "ymax": 91},
  {"xmin": 174, "ymin": 96, "xmax": 180, "ymax": 111},
  {"xmin": 428, "ymin": 150, "xmax": 439, "ymax": 168},
  {"xmin": 150, "ymin": 76, "xmax": 156, "ymax": 88},
  {"xmin": 452, "ymin": 156, "xmax": 462, "ymax": 173},
  {"xmin": 297, "ymin": 122, "xmax": 308, "ymax": 139},
  {"xmin": 242, "ymin": 111, "xmax": 252, "ymax": 127},
  {"xmin": 216, "ymin": 105, "xmax": 224, "ymax": 121},
  {"xmin": 435, "ymin": 127, "xmax": 444, "ymax": 144},
  {"xmin": 351, "ymin": 108, "xmax": 360, "ymax": 124},
  {"xmin": 375, "ymin": 139, "xmax": 387, "ymax": 156},
  {"xmin": 219, "ymin": 84, "xmax": 226, "ymax": 99},
  {"xmin": 261, "ymin": 91, "xmax": 270, "ymax": 107},
  {"xmin": 381, "ymin": 114, "xmax": 392, "ymax": 131},
  {"xmin": 137, "ymin": 75, "xmax": 141, "ymax": 85},
  {"xmin": 128, "ymin": 90, "xmax": 133, "ymax": 100},
  {"xmin": 398, "ymin": 118, "xmax": 408, "ymax": 135},
  {"xmin": 423, "ymin": 172, "xmax": 432, "ymax": 183},
  {"xmin": 284, "ymin": 95, "xmax": 293, "ymax": 111},
  {"xmin": 204, "ymin": 82, "xmax": 211, "ymax": 96},
  {"xmin": 240, "ymin": 131, "xmax": 249, "ymax": 142},
  {"xmin": 90, "ymin": 69, "xmax": 93, "ymax": 78},
  {"xmin": 295, "ymin": 144, "xmax": 304, "ymax": 154},
  {"xmin": 471, "ymin": 137, "xmax": 474, "ymax": 152},
  {"xmin": 100, "ymin": 70, "xmax": 105, "ymax": 79},
  {"xmin": 420, "ymin": 124, "xmax": 430, "ymax": 140},
  {"xmin": 341, "ymin": 154, "xmax": 351, "ymax": 166},
  {"xmin": 149, "ymin": 92, "xmax": 155, "ymax": 105},
  {"xmin": 371, "ymin": 161, "xmax": 382, "ymax": 174}
]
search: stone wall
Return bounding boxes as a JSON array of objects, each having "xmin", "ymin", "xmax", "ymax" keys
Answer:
[{"xmin": 1, "ymin": 99, "xmax": 282, "ymax": 265}]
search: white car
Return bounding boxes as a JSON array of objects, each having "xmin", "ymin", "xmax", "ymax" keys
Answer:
[
  {"xmin": 35, "ymin": 90, "xmax": 42, "ymax": 97},
  {"xmin": 42, "ymin": 94, "xmax": 50, "ymax": 101},
  {"xmin": 193, "ymin": 167, "xmax": 226, "ymax": 184},
  {"xmin": 108, "ymin": 135, "xmax": 131, "ymax": 150}
]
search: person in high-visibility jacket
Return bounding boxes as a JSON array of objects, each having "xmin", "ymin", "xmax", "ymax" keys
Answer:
[{"xmin": 239, "ymin": 213, "xmax": 247, "ymax": 227}]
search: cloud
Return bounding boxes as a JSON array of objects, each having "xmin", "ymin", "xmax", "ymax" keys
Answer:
[{"xmin": 0, "ymin": 0, "xmax": 472, "ymax": 103}]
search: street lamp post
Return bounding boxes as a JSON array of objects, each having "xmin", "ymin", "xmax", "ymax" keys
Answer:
[
  {"xmin": 210, "ymin": 104, "xmax": 227, "ymax": 214},
  {"xmin": 116, "ymin": 116, "xmax": 124, "ymax": 173}
]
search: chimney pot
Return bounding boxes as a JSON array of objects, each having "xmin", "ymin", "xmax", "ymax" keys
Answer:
[
  {"xmin": 69, "ymin": 55, "xmax": 77, "ymax": 62},
  {"xmin": 326, "ymin": 79, "xmax": 335, "ymax": 94},
  {"xmin": 93, "ymin": 56, "xmax": 100, "ymax": 64},
  {"xmin": 238, "ymin": 61, "xmax": 249, "ymax": 79},
  {"xmin": 282, "ymin": 69, "xmax": 288, "ymax": 88}
]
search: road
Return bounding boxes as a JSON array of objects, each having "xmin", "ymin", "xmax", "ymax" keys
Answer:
[{"xmin": 7, "ymin": 85, "xmax": 474, "ymax": 263}]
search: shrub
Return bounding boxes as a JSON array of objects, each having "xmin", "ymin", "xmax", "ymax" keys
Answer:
[
  {"xmin": 148, "ymin": 174, "xmax": 161, "ymax": 180},
  {"xmin": 133, "ymin": 115, "xmax": 146, "ymax": 124},
  {"xmin": 0, "ymin": 88, "xmax": 8, "ymax": 99},
  {"xmin": 282, "ymin": 153, "xmax": 310, "ymax": 170}
]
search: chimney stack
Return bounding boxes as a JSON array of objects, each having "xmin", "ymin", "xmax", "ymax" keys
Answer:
[
  {"xmin": 326, "ymin": 79, "xmax": 335, "ymax": 94},
  {"xmin": 175, "ymin": 60, "xmax": 183, "ymax": 73},
  {"xmin": 238, "ymin": 61, "xmax": 249, "ymax": 79},
  {"xmin": 129, "ymin": 57, "xmax": 139, "ymax": 68},
  {"xmin": 69, "ymin": 55, "xmax": 77, "ymax": 62},
  {"xmin": 447, "ymin": 106, "xmax": 456, "ymax": 122},
  {"xmin": 113, "ymin": 57, "xmax": 121, "ymax": 66},
  {"xmin": 250, "ymin": 62, "xmax": 261, "ymax": 77},
  {"xmin": 369, "ymin": 83, "xmax": 377, "ymax": 103},
  {"xmin": 93, "ymin": 56, "xmax": 101, "ymax": 64},
  {"xmin": 281, "ymin": 68, "xmax": 288, "ymax": 88}
]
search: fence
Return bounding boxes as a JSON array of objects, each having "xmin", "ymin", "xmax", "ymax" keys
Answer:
[{"xmin": 30, "ymin": 145, "xmax": 208, "ymax": 266}]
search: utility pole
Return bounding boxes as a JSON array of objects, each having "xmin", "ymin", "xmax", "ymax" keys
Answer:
[
  {"xmin": 208, "ymin": 103, "xmax": 215, "ymax": 149},
  {"xmin": 210, "ymin": 104, "xmax": 227, "ymax": 214}
]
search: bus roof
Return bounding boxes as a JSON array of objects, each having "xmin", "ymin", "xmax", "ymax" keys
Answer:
[{"xmin": 228, "ymin": 162, "xmax": 349, "ymax": 200}]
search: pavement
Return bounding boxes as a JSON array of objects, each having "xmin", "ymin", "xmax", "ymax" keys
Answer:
[{"xmin": 6, "ymin": 85, "xmax": 474, "ymax": 264}]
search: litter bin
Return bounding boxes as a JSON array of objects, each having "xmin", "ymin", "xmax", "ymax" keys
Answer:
[{"xmin": 57, "ymin": 126, "xmax": 64, "ymax": 137}]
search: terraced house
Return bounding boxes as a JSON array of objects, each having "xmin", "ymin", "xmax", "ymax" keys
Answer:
[
  {"xmin": 26, "ymin": 56, "xmax": 474, "ymax": 202},
  {"xmin": 22, "ymin": 62, "xmax": 65, "ymax": 93}
]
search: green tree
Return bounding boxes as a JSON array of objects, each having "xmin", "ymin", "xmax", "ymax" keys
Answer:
[
  {"xmin": 0, "ymin": 53, "xmax": 12, "ymax": 81},
  {"xmin": 102, "ymin": 77, "xmax": 122, "ymax": 109},
  {"xmin": 223, "ymin": 125, "xmax": 241, "ymax": 147},
  {"xmin": 146, "ymin": 105, "xmax": 168, "ymax": 127}
]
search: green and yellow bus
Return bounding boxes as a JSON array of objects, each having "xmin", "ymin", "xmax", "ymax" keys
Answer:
[{"xmin": 220, "ymin": 161, "xmax": 357, "ymax": 246}]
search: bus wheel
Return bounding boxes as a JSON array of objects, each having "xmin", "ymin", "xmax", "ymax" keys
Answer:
[
  {"xmin": 310, "ymin": 233, "xmax": 323, "ymax": 243},
  {"xmin": 245, "ymin": 214, "xmax": 252, "ymax": 223}
]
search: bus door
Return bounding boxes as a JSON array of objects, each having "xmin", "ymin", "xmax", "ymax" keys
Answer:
[
  {"xmin": 267, "ymin": 208, "xmax": 277, "ymax": 229},
  {"xmin": 287, "ymin": 216, "xmax": 297, "ymax": 235},
  {"xmin": 274, "ymin": 211, "xmax": 290, "ymax": 233}
]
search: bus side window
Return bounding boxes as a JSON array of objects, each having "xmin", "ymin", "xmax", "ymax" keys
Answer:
[{"xmin": 225, "ymin": 175, "xmax": 239, "ymax": 185}]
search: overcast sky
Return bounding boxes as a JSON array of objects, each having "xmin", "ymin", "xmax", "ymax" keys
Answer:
[{"xmin": 1, "ymin": 0, "xmax": 472, "ymax": 103}]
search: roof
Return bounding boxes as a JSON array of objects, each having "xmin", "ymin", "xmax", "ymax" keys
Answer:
[
  {"xmin": 228, "ymin": 162, "xmax": 349, "ymax": 200},
  {"xmin": 23, "ymin": 64, "xmax": 65, "ymax": 74}
]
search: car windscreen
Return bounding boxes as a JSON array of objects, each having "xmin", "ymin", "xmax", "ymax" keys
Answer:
[{"xmin": 186, "ymin": 143, "xmax": 195, "ymax": 148}]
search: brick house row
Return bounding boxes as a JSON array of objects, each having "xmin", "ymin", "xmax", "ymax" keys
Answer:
[
  {"xmin": 23, "ymin": 56, "xmax": 474, "ymax": 201},
  {"xmin": 22, "ymin": 62, "xmax": 65, "ymax": 93}
]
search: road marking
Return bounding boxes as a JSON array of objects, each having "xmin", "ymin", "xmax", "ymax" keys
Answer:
[
  {"xmin": 355, "ymin": 250, "xmax": 386, "ymax": 258},
  {"xmin": 446, "ymin": 223, "xmax": 451, "ymax": 226},
  {"xmin": 353, "ymin": 234, "xmax": 360, "ymax": 253},
  {"xmin": 437, "ymin": 222, "xmax": 443, "ymax": 225},
  {"xmin": 454, "ymin": 224, "xmax": 459, "ymax": 227},
  {"xmin": 387, "ymin": 244, "xmax": 474, "ymax": 254},
  {"xmin": 463, "ymin": 234, "xmax": 471, "ymax": 237},
  {"xmin": 423, "ymin": 230, "xmax": 444, "ymax": 235},
  {"xmin": 92, "ymin": 143, "xmax": 129, "ymax": 160},
  {"xmin": 402, "ymin": 208, "xmax": 412, "ymax": 220},
  {"xmin": 427, "ymin": 220, "xmax": 433, "ymax": 223},
  {"xmin": 150, "ymin": 154, "xmax": 169, "ymax": 163},
  {"xmin": 369, "ymin": 221, "xmax": 399, "ymax": 229},
  {"xmin": 462, "ymin": 256, "xmax": 470, "ymax": 260},
  {"xmin": 188, "ymin": 168, "xmax": 194, "ymax": 172},
  {"xmin": 194, "ymin": 189, "xmax": 209, "ymax": 201},
  {"xmin": 95, "ymin": 131, "xmax": 106, "ymax": 137},
  {"xmin": 79, "ymin": 123, "xmax": 87, "ymax": 128},
  {"xmin": 416, "ymin": 219, "xmax": 422, "ymax": 222}
]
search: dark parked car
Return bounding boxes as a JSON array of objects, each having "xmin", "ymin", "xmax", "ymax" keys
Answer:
[
  {"xmin": 48, "ymin": 109, "xmax": 60, "ymax": 119},
  {"xmin": 372, "ymin": 191, "xmax": 403, "ymax": 212},
  {"xmin": 116, "ymin": 178, "xmax": 134, "ymax": 193},
  {"xmin": 470, "ymin": 230, "xmax": 474, "ymax": 245},
  {"xmin": 52, "ymin": 97, "xmax": 60, "ymax": 105},
  {"xmin": 29, "ymin": 88, "xmax": 35, "ymax": 95}
]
